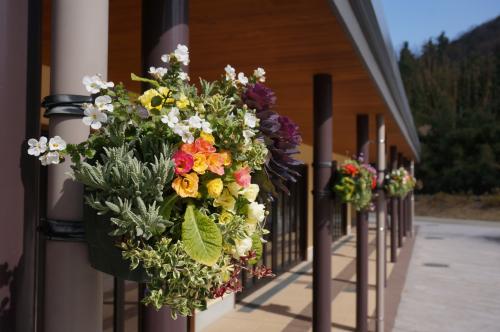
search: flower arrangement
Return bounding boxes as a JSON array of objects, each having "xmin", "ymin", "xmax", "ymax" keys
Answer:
[
  {"xmin": 27, "ymin": 45, "xmax": 302, "ymax": 317},
  {"xmin": 332, "ymin": 157, "xmax": 377, "ymax": 211},
  {"xmin": 384, "ymin": 167, "xmax": 416, "ymax": 198}
]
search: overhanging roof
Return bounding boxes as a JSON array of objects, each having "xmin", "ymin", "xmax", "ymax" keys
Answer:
[{"xmin": 330, "ymin": 0, "xmax": 421, "ymax": 160}]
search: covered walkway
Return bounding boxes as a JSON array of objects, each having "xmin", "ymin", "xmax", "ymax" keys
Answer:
[{"xmin": 201, "ymin": 223, "xmax": 417, "ymax": 332}]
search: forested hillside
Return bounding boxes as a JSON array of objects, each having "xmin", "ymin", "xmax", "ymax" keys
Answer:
[{"xmin": 399, "ymin": 16, "xmax": 500, "ymax": 194}]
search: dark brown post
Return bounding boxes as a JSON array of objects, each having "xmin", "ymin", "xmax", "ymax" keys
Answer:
[
  {"xmin": 410, "ymin": 160, "xmax": 415, "ymax": 237},
  {"xmin": 397, "ymin": 153, "xmax": 404, "ymax": 247},
  {"xmin": 375, "ymin": 115, "xmax": 386, "ymax": 332},
  {"xmin": 0, "ymin": 1, "xmax": 42, "ymax": 330},
  {"xmin": 356, "ymin": 114, "xmax": 370, "ymax": 332},
  {"xmin": 141, "ymin": 1, "xmax": 189, "ymax": 331},
  {"xmin": 389, "ymin": 146, "xmax": 398, "ymax": 262},
  {"xmin": 312, "ymin": 74, "xmax": 333, "ymax": 332}
]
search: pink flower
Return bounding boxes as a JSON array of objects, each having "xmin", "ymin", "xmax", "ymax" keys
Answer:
[
  {"xmin": 173, "ymin": 150, "xmax": 194, "ymax": 175},
  {"xmin": 234, "ymin": 166, "xmax": 251, "ymax": 188}
]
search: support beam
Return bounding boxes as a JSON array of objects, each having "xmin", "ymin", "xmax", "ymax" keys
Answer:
[
  {"xmin": 389, "ymin": 146, "xmax": 398, "ymax": 262},
  {"xmin": 44, "ymin": 0, "xmax": 108, "ymax": 331},
  {"xmin": 312, "ymin": 74, "xmax": 333, "ymax": 332},
  {"xmin": 397, "ymin": 153, "xmax": 404, "ymax": 247},
  {"xmin": 410, "ymin": 160, "xmax": 415, "ymax": 237},
  {"xmin": 356, "ymin": 114, "xmax": 370, "ymax": 332},
  {"xmin": 375, "ymin": 115, "xmax": 386, "ymax": 332},
  {"xmin": 140, "ymin": 1, "xmax": 189, "ymax": 331}
]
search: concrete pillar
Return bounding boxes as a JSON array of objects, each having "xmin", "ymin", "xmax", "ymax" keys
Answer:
[
  {"xmin": 356, "ymin": 114, "xmax": 370, "ymax": 332},
  {"xmin": 140, "ymin": 1, "xmax": 189, "ymax": 330},
  {"xmin": 44, "ymin": 0, "xmax": 109, "ymax": 331},
  {"xmin": 389, "ymin": 146, "xmax": 398, "ymax": 262},
  {"xmin": 312, "ymin": 74, "xmax": 333, "ymax": 332},
  {"xmin": 375, "ymin": 115, "xmax": 386, "ymax": 332}
]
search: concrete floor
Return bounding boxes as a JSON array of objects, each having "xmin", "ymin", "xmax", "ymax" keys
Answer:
[
  {"xmin": 201, "ymin": 229, "xmax": 407, "ymax": 332},
  {"xmin": 393, "ymin": 217, "xmax": 500, "ymax": 332}
]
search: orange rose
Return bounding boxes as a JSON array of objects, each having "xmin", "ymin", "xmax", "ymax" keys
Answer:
[
  {"xmin": 195, "ymin": 138, "xmax": 216, "ymax": 153},
  {"xmin": 172, "ymin": 172, "xmax": 199, "ymax": 198},
  {"xmin": 207, "ymin": 153, "xmax": 225, "ymax": 175}
]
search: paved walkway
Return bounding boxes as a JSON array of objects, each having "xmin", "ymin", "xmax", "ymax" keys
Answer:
[
  {"xmin": 393, "ymin": 217, "xmax": 500, "ymax": 332},
  {"xmin": 201, "ymin": 227, "xmax": 413, "ymax": 332}
]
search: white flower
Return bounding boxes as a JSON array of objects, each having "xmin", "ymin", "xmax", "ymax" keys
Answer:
[
  {"xmin": 241, "ymin": 184, "xmax": 259, "ymax": 202},
  {"xmin": 247, "ymin": 201, "xmax": 266, "ymax": 224},
  {"xmin": 237, "ymin": 72, "xmax": 248, "ymax": 85},
  {"xmin": 27, "ymin": 137, "xmax": 47, "ymax": 156},
  {"xmin": 174, "ymin": 44, "xmax": 190, "ymax": 66},
  {"xmin": 225, "ymin": 65, "xmax": 236, "ymax": 80},
  {"xmin": 253, "ymin": 67, "xmax": 266, "ymax": 82},
  {"xmin": 39, "ymin": 151, "xmax": 60, "ymax": 166},
  {"xmin": 244, "ymin": 112, "xmax": 257, "ymax": 128},
  {"xmin": 173, "ymin": 123, "xmax": 194, "ymax": 144},
  {"xmin": 233, "ymin": 237, "xmax": 252, "ymax": 258},
  {"xmin": 95, "ymin": 95, "xmax": 113, "ymax": 112},
  {"xmin": 148, "ymin": 66, "xmax": 168, "ymax": 79},
  {"xmin": 82, "ymin": 74, "xmax": 114, "ymax": 94},
  {"xmin": 187, "ymin": 114, "xmax": 202, "ymax": 129},
  {"xmin": 160, "ymin": 107, "xmax": 180, "ymax": 128},
  {"xmin": 161, "ymin": 54, "xmax": 170, "ymax": 63},
  {"xmin": 48, "ymin": 136, "xmax": 66, "ymax": 151},
  {"xmin": 201, "ymin": 120, "xmax": 212, "ymax": 133},
  {"xmin": 243, "ymin": 129, "xmax": 255, "ymax": 144},
  {"xmin": 178, "ymin": 72, "xmax": 189, "ymax": 81},
  {"xmin": 82, "ymin": 105, "xmax": 107, "ymax": 130}
]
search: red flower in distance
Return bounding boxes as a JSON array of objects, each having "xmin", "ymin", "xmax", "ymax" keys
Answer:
[
  {"xmin": 343, "ymin": 164, "xmax": 358, "ymax": 176},
  {"xmin": 173, "ymin": 150, "xmax": 194, "ymax": 175}
]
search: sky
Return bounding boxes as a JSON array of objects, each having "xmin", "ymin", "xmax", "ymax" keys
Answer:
[{"xmin": 380, "ymin": 0, "xmax": 500, "ymax": 52}]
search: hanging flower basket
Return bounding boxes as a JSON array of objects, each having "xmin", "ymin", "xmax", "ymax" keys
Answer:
[
  {"xmin": 332, "ymin": 157, "xmax": 377, "ymax": 211},
  {"xmin": 28, "ymin": 45, "xmax": 302, "ymax": 317},
  {"xmin": 384, "ymin": 167, "xmax": 416, "ymax": 198}
]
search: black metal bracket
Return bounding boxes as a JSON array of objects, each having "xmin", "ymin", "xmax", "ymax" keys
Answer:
[
  {"xmin": 312, "ymin": 161, "xmax": 332, "ymax": 168},
  {"xmin": 42, "ymin": 94, "xmax": 91, "ymax": 118},
  {"xmin": 39, "ymin": 218, "xmax": 85, "ymax": 242}
]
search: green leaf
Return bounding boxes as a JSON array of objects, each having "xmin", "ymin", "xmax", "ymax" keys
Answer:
[
  {"xmin": 130, "ymin": 73, "xmax": 160, "ymax": 87},
  {"xmin": 182, "ymin": 205, "xmax": 222, "ymax": 266},
  {"xmin": 159, "ymin": 194, "xmax": 178, "ymax": 220},
  {"xmin": 249, "ymin": 233, "xmax": 263, "ymax": 265}
]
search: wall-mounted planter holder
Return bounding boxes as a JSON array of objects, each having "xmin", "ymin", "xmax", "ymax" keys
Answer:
[{"xmin": 84, "ymin": 207, "xmax": 149, "ymax": 282}]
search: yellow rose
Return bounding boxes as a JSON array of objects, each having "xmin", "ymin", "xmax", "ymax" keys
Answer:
[
  {"xmin": 172, "ymin": 172, "xmax": 199, "ymax": 198},
  {"xmin": 213, "ymin": 189, "xmax": 236, "ymax": 212},
  {"xmin": 176, "ymin": 94, "xmax": 189, "ymax": 109},
  {"xmin": 218, "ymin": 211, "xmax": 234, "ymax": 225},
  {"xmin": 138, "ymin": 89, "xmax": 161, "ymax": 109},
  {"xmin": 157, "ymin": 87, "xmax": 170, "ymax": 96},
  {"xmin": 206, "ymin": 178, "xmax": 224, "ymax": 198},
  {"xmin": 241, "ymin": 183, "xmax": 259, "ymax": 202},
  {"xmin": 193, "ymin": 153, "xmax": 208, "ymax": 174},
  {"xmin": 227, "ymin": 182, "xmax": 242, "ymax": 197},
  {"xmin": 200, "ymin": 131, "xmax": 215, "ymax": 145}
]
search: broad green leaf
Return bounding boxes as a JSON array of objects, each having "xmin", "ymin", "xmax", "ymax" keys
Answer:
[
  {"xmin": 130, "ymin": 73, "xmax": 160, "ymax": 87},
  {"xmin": 182, "ymin": 205, "xmax": 222, "ymax": 266},
  {"xmin": 159, "ymin": 194, "xmax": 178, "ymax": 220},
  {"xmin": 249, "ymin": 233, "xmax": 263, "ymax": 265}
]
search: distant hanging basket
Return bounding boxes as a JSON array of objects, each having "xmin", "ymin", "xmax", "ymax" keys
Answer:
[{"xmin": 332, "ymin": 157, "xmax": 377, "ymax": 211}]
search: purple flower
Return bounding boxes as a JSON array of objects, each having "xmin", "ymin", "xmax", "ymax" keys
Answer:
[
  {"xmin": 241, "ymin": 84, "xmax": 302, "ymax": 197},
  {"xmin": 278, "ymin": 116, "xmax": 302, "ymax": 146},
  {"xmin": 242, "ymin": 83, "xmax": 276, "ymax": 112}
]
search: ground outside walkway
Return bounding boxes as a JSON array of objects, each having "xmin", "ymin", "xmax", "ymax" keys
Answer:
[{"xmin": 202, "ymin": 222, "xmax": 416, "ymax": 332}]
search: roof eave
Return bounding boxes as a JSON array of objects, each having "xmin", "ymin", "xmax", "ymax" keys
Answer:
[{"xmin": 328, "ymin": 0, "xmax": 421, "ymax": 161}]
